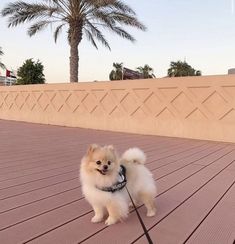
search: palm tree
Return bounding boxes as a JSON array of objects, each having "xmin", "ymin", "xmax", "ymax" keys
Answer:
[
  {"xmin": 168, "ymin": 61, "xmax": 201, "ymax": 77},
  {"xmin": 136, "ymin": 64, "xmax": 155, "ymax": 78},
  {"xmin": 109, "ymin": 62, "xmax": 123, "ymax": 80},
  {"xmin": 1, "ymin": 0, "xmax": 146, "ymax": 83},
  {"xmin": 0, "ymin": 47, "xmax": 5, "ymax": 69},
  {"xmin": 195, "ymin": 70, "xmax": 202, "ymax": 76}
]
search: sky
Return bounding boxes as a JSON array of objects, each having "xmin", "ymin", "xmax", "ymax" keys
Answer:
[{"xmin": 0, "ymin": 0, "xmax": 235, "ymax": 83}]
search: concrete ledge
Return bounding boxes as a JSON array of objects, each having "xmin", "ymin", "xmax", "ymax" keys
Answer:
[{"xmin": 0, "ymin": 75, "xmax": 235, "ymax": 142}]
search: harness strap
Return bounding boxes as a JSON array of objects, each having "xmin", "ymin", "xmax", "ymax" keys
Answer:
[{"xmin": 96, "ymin": 165, "xmax": 127, "ymax": 193}]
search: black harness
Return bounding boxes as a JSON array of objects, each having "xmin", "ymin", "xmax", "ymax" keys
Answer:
[{"xmin": 96, "ymin": 165, "xmax": 127, "ymax": 193}]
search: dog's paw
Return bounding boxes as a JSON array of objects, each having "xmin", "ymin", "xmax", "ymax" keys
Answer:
[
  {"xmin": 105, "ymin": 217, "xmax": 118, "ymax": 225},
  {"xmin": 91, "ymin": 215, "xmax": 103, "ymax": 223},
  {"xmin": 147, "ymin": 208, "xmax": 156, "ymax": 217}
]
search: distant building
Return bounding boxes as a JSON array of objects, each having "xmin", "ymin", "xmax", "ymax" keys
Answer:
[
  {"xmin": 228, "ymin": 68, "xmax": 235, "ymax": 74},
  {"xmin": 0, "ymin": 69, "xmax": 17, "ymax": 86},
  {"xmin": 123, "ymin": 67, "xmax": 144, "ymax": 80},
  {"xmin": 0, "ymin": 76, "xmax": 16, "ymax": 86}
]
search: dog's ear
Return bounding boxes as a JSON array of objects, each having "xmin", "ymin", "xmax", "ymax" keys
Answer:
[
  {"xmin": 87, "ymin": 144, "xmax": 99, "ymax": 155},
  {"xmin": 107, "ymin": 145, "xmax": 118, "ymax": 158},
  {"xmin": 107, "ymin": 145, "xmax": 114, "ymax": 151}
]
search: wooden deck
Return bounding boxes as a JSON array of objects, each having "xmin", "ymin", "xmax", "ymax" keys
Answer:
[{"xmin": 0, "ymin": 120, "xmax": 234, "ymax": 244}]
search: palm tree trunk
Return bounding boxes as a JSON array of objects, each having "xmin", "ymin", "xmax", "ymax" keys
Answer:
[
  {"xmin": 69, "ymin": 24, "xmax": 83, "ymax": 83},
  {"xmin": 69, "ymin": 40, "xmax": 79, "ymax": 83}
]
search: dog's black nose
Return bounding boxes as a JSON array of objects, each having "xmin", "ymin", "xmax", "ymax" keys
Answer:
[{"xmin": 103, "ymin": 165, "xmax": 108, "ymax": 170}]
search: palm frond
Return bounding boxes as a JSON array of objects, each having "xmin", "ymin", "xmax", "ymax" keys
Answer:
[
  {"xmin": 54, "ymin": 23, "xmax": 65, "ymax": 42},
  {"xmin": 0, "ymin": 48, "xmax": 4, "ymax": 56},
  {"xmin": 0, "ymin": 62, "xmax": 5, "ymax": 69},
  {"xmin": 87, "ymin": 7, "xmax": 146, "ymax": 44},
  {"xmin": 86, "ymin": 0, "xmax": 136, "ymax": 14},
  {"xmin": 137, "ymin": 65, "xmax": 155, "ymax": 78},
  {"xmin": 1, "ymin": 1, "xmax": 62, "ymax": 27},
  {"xmin": 1, "ymin": 1, "xmax": 29, "ymax": 16},
  {"xmin": 91, "ymin": 9, "xmax": 115, "ymax": 27},
  {"xmin": 84, "ymin": 28, "xmax": 98, "ymax": 49},
  {"xmin": 136, "ymin": 67, "xmax": 143, "ymax": 72},
  {"xmin": 0, "ymin": 47, "xmax": 5, "ymax": 69},
  {"xmin": 45, "ymin": 0, "xmax": 71, "ymax": 16},
  {"xmin": 108, "ymin": 0, "xmax": 136, "ymax": 14},
  {"xmin": 90, "ymin": 7, "xmax": 146, "ymax": 31},
  {"xmin": 85, "ymin": 20, "xmax": 111, "ymax": 50},
  {"xmin": 113, "ymin": 62, "xmax": 123, "ymax": 69},
  {"xmin": 108, "ymin": 12, "xmax": 146, "ymax": 30},
  {"xmin": 27, "ymin": 20, "xmax": 51, "ymax": 36},
  {"xmin": 110, "ymin": 26, "xmax": 135, "ymax": 42}
]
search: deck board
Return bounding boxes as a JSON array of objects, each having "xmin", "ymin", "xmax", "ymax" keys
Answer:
[
  {"xmin": 81, "ymin": 152, "xmax": 235, "ymax": 244},
  {"xmin": 186, "ymin": 181, "xmax": 235, "ymax": 244},
  {"xmin": 135, "ymin": 164, "xmax": 235, "ymax": 244},
  {"xmin": 0, "ymin": 120, "xmax": 234, "ymax": 244}
]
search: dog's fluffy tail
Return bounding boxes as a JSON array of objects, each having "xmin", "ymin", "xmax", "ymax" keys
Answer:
[{"xmin": 121, "ymin": 147, "xmax": 146, "ymax": 164}]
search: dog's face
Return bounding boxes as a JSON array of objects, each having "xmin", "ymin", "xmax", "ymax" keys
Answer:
[{"xmin": 83, "ymin": 144, "xmax": 119, "ymax": 176}]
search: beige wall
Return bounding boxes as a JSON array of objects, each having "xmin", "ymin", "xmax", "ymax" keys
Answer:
[{"xmin": 0, "ymin": 75, "xmax": 235, "ymax": 142}]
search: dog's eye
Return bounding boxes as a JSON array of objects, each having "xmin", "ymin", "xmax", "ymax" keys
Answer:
[
  {"xmin": 107, "ymin": 161, "xmax": 111, "ymax": 165},
  {"xmin": 96, "ymin": 161, "xmax": 102, "ymax": 165}
]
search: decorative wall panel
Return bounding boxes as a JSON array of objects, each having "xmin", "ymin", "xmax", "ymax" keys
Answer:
[{"xmin": 0, "ymin": 75, "xmax": 235, "ymax": 142}]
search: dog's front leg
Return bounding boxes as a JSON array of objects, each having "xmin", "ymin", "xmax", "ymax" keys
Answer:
[{"xmin": 91, "ymin": 205, "xmax": 105, "ymax": 223}]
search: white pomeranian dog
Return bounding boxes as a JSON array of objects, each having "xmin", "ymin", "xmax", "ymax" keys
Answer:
[{"xmin": 80, "ymin": 144, "xmax": 157, "ymax": 225}]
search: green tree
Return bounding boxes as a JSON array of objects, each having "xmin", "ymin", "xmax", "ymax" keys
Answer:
[
  {"xmin": 136, "ymin": 64, "xmax": 155, "ymax": 78},
  {"xmin": 195, "ymin": 70, "xmax": 202, "ymax": 76},
  {"xmin": 1, "ymin": 0, "xmax": 146, "ymax": 83},
  {"xmin": 16, "ymin": 59, "xmax": 45, "ymax": 85},
  {"xmin": 109, "ymin": 62, "xmax": 123, "ymax": 80},
  {"xmin": 168, "ymin": 61, "xmax": 201, "ymax": 77},
  {"xmin": 0, "ymin": 47, "xmax": 5, "ymax": 69}
]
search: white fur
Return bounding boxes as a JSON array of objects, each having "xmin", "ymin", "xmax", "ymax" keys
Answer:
[
  {"xmin": 121, "ymin": 148, "xmax": 157, "ymax": 204},
  {"xmin": 121, "ymin": 147, "xmax": 146, "ymax": 164},
  {"xmin": 80, "ymin": 156, "xmax": 129, "ymax": 225},
  {"xmin": 80, "ymin": 147, "xmax": 157, "ymax": 225}
]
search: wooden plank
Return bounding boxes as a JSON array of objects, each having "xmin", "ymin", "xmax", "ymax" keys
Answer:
[
  {"xmin": 0, "ymin": 188, "xmax": 83, "ymax": 231},
  {"xmin": 0, "ymin": 159, "xmax": 206, "ymax": 234},
  {"xmin": 1, "ymin": 144, "xmax": 214, "ymax": 203},
  {"xmin": 186, "ymin": 181, "xmax": 235, "ymax": 244},
  {"xmin": 134, "ymin": 163, "xmax": 235, "ymax": 244},
  {"xmin": 77, "ymin": 152, "xmax": 234, "ymax": 244},
  {"xmin": 147, "ymin": 142, "xmax": 213, "ymax": 170},
  {"xmin": 19, "ymin": 149, "xmax": 235, "ymax": 244},
  {"xmin": 1, "ymin": 144, "xmax": 224, "ymax": 226},
  {"xmin": 0, "ymin": 178, "xmax": 80, "ymax": 214},
  {"xmin": 0, "ymin": 139, "xmax": 204, "ymax": 190},
  {"xmin": 0, "ymin": 141, "xmax": 225, "ymax": 233},
  {"xmin": 0, "ymin": 163, "xmax": 201, "ymax": 242},
  {"xmin": 0, "ymin": 120, "xmax": 234, "ymax": 244},
  {"xmin": 153, "ymin": 145, "xmax": 233, "ymax": 179},
  {"xmin": 150, "ymin": 143, "xmax": 227, "ymax": 174},
  {"xmin": 0, "ymin": 159, "xmax": 79, "ymax": 181},
  {"xmin": 0, "ymin": 171, "xmax": 77, "ymax": 200},
  {"xmin": 0, "ymin": 132, "xmax": 182, "ymax": 175}
]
